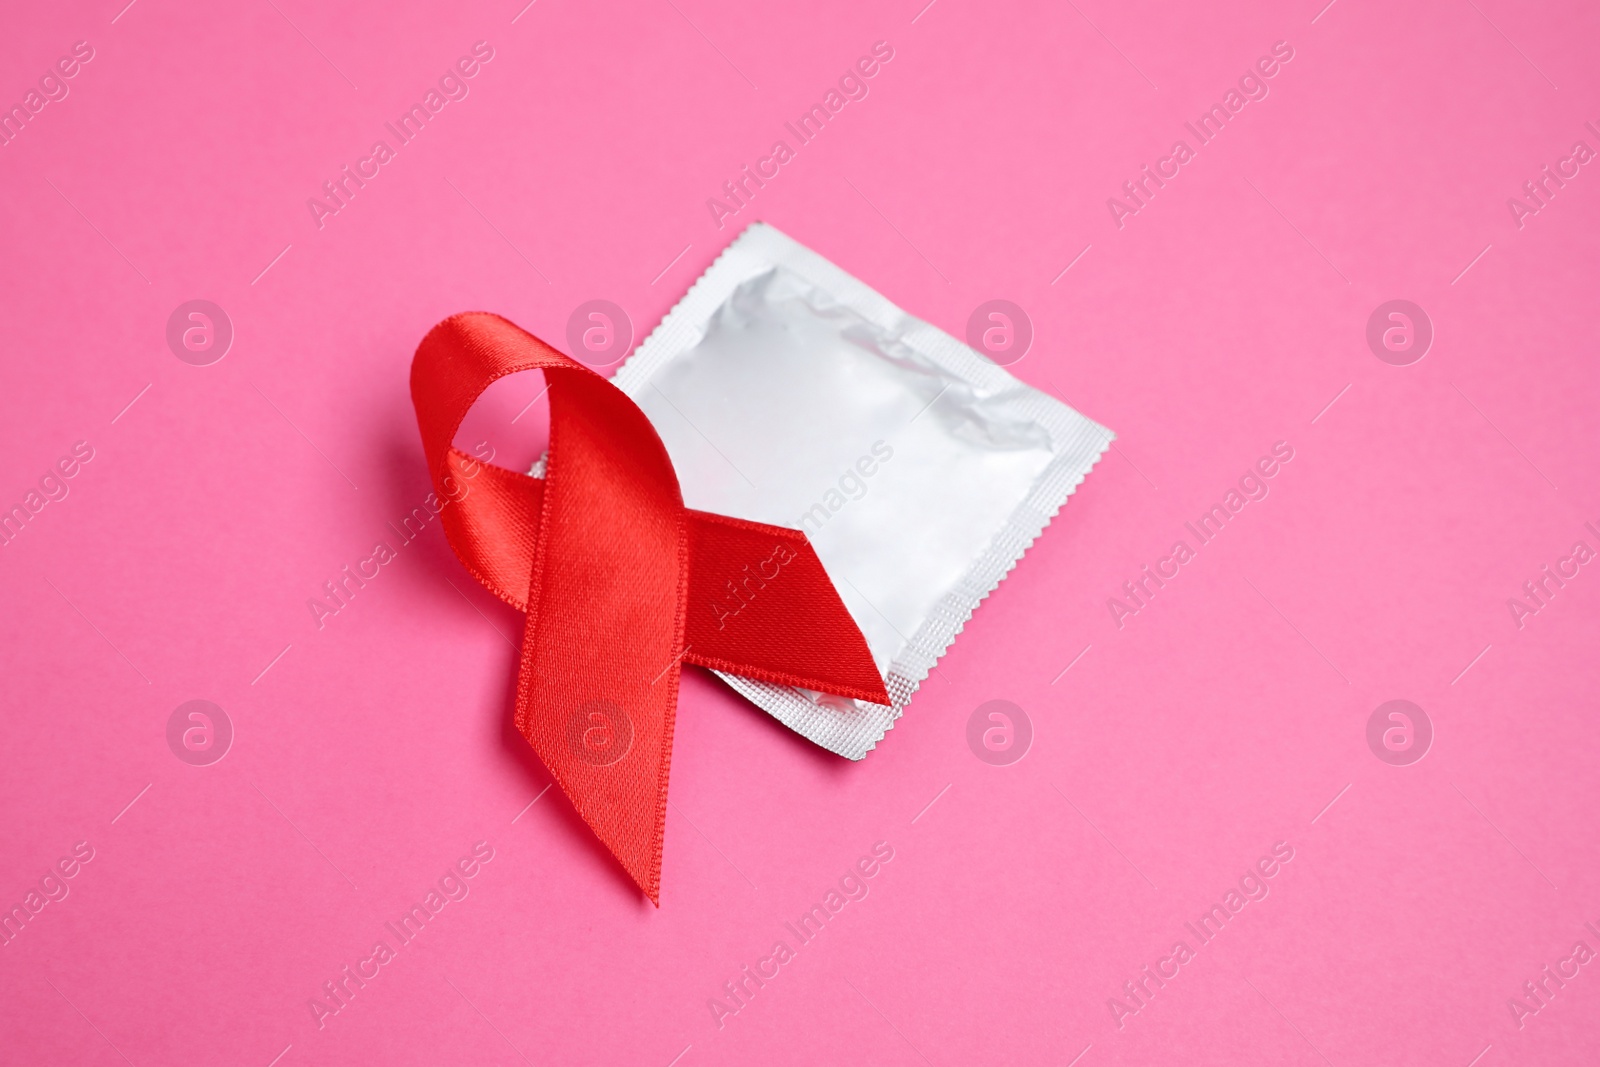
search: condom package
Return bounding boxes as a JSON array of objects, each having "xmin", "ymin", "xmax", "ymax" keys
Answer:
[{"xmin": 585, "ymin": 223, "xmax": 1112, "ymax": 758}]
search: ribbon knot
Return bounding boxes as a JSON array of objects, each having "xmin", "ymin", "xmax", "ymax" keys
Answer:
[{"xmin": 411, "ymin": 313, "xmax": 887, "ymax": 903}]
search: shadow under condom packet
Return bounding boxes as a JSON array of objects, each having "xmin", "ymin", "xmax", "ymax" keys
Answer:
[{"xmin": 557, "ymin": 222, "xmax": 1114, "ymax": 759}]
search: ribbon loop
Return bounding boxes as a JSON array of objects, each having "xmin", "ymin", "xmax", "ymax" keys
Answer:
[{"xmin": 411, "ymin": 313, "xmax": 886, "ymax": 902}]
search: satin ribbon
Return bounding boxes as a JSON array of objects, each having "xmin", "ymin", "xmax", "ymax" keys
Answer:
[{"xmin": 410, "ymin": 313, "xmax": 888, "ymax": 904}]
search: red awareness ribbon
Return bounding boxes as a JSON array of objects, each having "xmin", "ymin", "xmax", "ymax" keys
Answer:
[{"xmin": 411, "ymin": 313, "xmax": 888, "ymax": 904}]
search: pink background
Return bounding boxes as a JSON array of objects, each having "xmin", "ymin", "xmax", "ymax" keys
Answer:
[{"xmin": 3, "ymin": 0, "xmax": 1598, "ymax": 1064}]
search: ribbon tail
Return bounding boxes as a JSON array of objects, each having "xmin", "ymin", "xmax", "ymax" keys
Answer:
[{"xmin": 682, "ymin": 511, "xmax": 889, "ymax": 706}]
